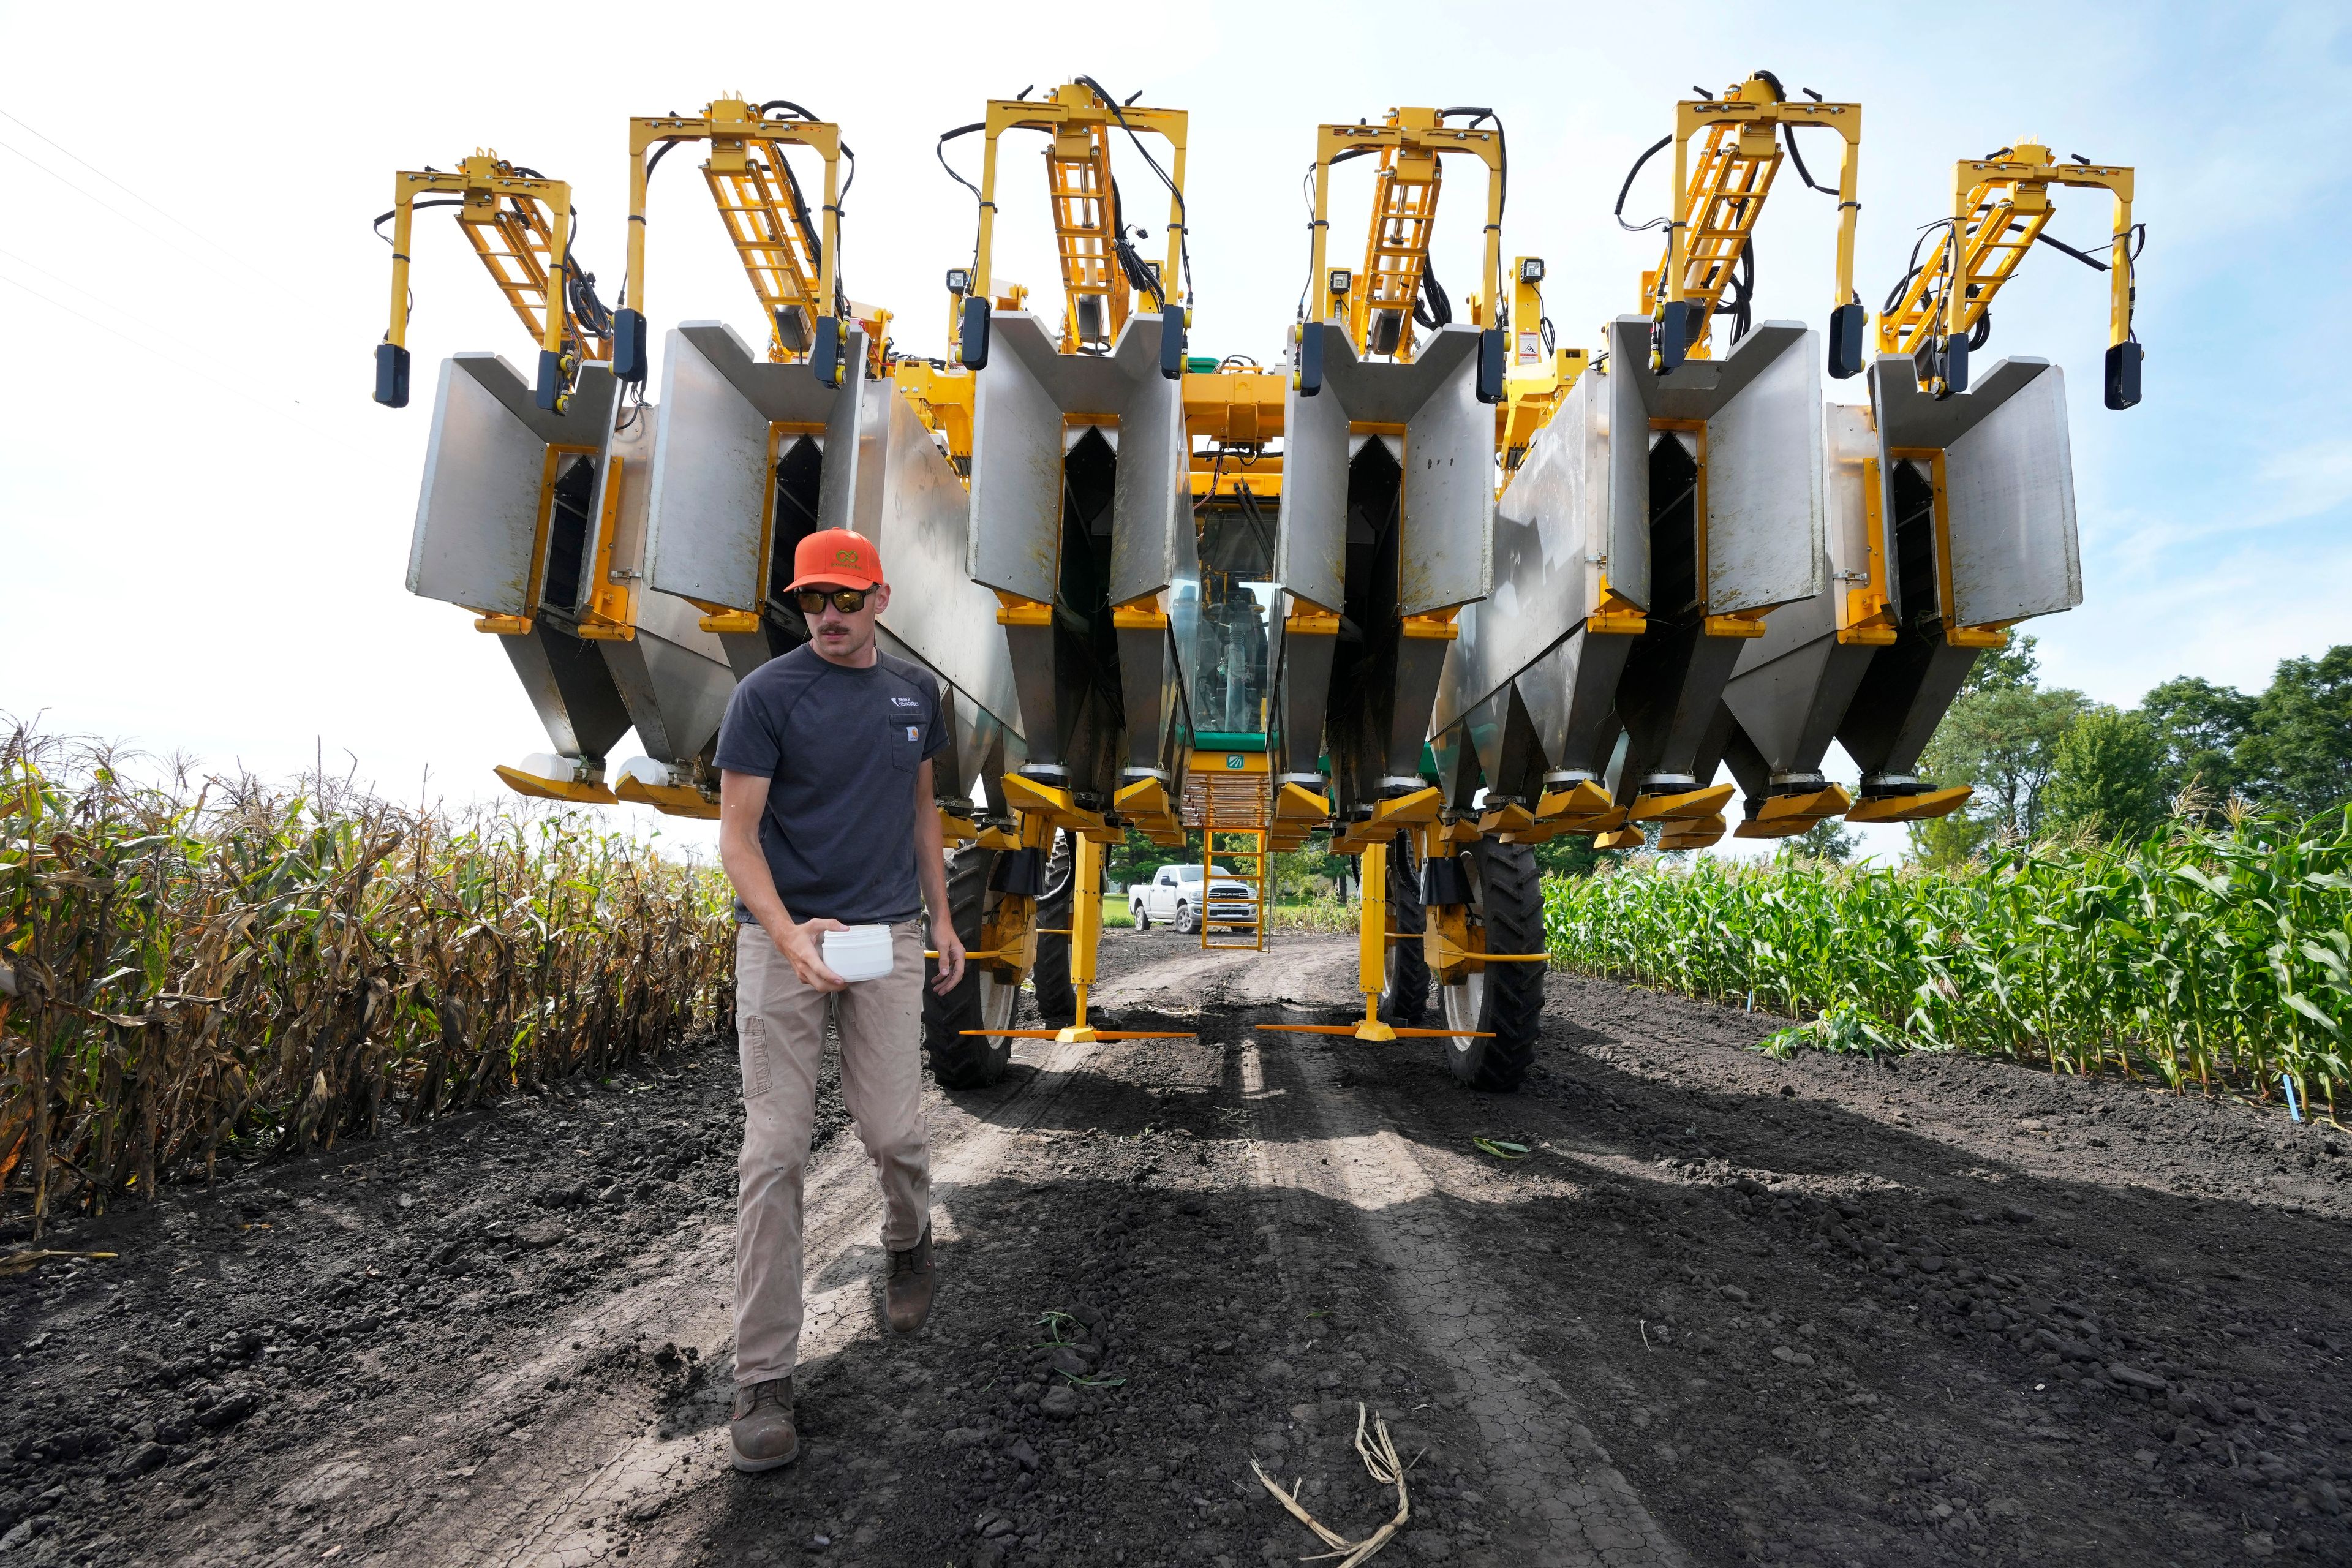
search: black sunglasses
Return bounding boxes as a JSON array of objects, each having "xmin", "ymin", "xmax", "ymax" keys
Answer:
[{"xmin": 795, "ymin": 587, "xmax": 875, "ymax": 615}]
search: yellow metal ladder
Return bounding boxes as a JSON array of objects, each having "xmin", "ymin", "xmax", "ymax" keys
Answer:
[{"xmin": 1199, "ymin": 775, "xmax": 1270, "ymax": 952}]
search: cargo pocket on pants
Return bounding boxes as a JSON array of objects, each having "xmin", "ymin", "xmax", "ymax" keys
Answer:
[{"xmin": 740, "ymin": 1012, "xmax": 771, "ymax": 1100}]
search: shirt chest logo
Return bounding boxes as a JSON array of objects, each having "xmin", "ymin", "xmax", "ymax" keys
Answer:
[{"xmin": 903, "ymin": 725, "xmax": 921, "ymax": 742}]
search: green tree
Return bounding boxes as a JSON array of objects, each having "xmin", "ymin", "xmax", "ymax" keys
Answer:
[
  {"xmin": 2140, "ymin": 675, "xmax": 2256, "ymax": 807},
  {"xmin": 1962, "ymin": 635, "xmax": 2044, "ymax": 695},
  {"xmin": 1909, "ymin": 807, "xmax": 1992, "ymax": 867},
  {"xmin": 1777, "ymin": 816, "xmax": 1856, "ymax": 864},
  {"xmin": 1104, "ymin": 827, "xmax": 1171, "ymax": 892},
  {"xmin": 1910, "ymin": 635, "xmax": 2086, "ymax": 861},
  {"xmin": 2238, "ymin": 646, "xmax": 2352, "ymax": 818},
  {"xmin": 2044, "ymin": 706, "xmax": 2168, "ymax": 842},
  {"xmin": 1532, "ymin": 835, "xmax": 1610, "ymax": 877}
]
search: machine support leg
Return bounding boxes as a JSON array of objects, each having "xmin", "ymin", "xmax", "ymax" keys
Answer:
[
  {"xmin": 1354, "ymin": 841, "xmax": 1398, "ymax": 1042},
  {"xmin": 1061, "ymin": 832, "xmax": 1104, "ymax": 1044}
]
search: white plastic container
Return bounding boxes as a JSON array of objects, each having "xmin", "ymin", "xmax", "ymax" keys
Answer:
[{"xmin": 821, "ymin": 924, "xmax": 895, "ymax": 982}]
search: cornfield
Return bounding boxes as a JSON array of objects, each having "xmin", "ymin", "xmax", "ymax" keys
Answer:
[
  {"xmin": 0, "ymin": 726, "xmax": 735, "ymax": 1234},
  {"xmin": 1542, "ymin": 810, "xmax": 2352, "ymax": 1114},
  {"xmin": 1268, "ymin": 898, "xmax": 1359, "ymax": 934}
]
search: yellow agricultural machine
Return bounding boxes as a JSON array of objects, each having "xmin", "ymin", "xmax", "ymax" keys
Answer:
[
  {"xmin": 379, "ymin": 77, "xmax": 2138, "ymax": 1094},
  {"xmin": 377, "ymin": 148, "xmax": 734, "ymax": 814}
]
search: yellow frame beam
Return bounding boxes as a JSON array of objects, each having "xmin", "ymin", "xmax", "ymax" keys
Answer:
[
  {"xmin": 383, "ymin": 154, "xmax": 593, "ymax": 366},
  {"xmin": 1655, "ymin": 81, "xmax": 1860, "ymax": 340},
  {"xmin": 1307, "ymin": 111, "xmax": 1504, "ymax": 354},
  {"xmin": 625, "ymin": 100, "xmax": 841, "ymax": 364},
  {"xmin": 1877, "ymin": 145, "xmax": 2135, "ymax": 360},
  {"xmin": 968, "ymin": 83, "xmax": 1189, "ymax": 333}
]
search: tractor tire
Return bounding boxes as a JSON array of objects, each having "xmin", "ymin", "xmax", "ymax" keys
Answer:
[
  {"xmin": 1174, "ymin": 900, "xmax": 1199, "ymax": 936},
  {"xmin": 1031, "ymin": 831, "xmax": 1077, "ymax": 1024},
  {"xmin": 1379, "ymin": 830, "xmax": 1429, "ymax": 1025},
  {"xmin": 1437, "ymin": 838, "xmax": 1544, "ymax": 1091},
  {"xmin": 922, "ymin": 844, "xmax": 1020, "ymax": 1087}
]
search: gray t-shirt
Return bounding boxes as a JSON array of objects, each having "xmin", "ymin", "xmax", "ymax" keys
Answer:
[{"xmin": 713, "ymin": 644, "xmax": 948, "ymax": 925}]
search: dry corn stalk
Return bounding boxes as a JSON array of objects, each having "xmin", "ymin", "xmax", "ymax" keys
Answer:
[
  {"xmin": 1252, "ymin": 1401, "xmax": 1411, "ymax": 1567},
  {"xmin": 0, "ymin": 722, "xmax": 735, "ymax": 1232}
]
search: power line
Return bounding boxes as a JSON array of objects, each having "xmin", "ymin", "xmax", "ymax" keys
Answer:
[
  {"xmin": 0, "ymin": 108, "xmax": 266, "ymax": 280},
  {"xmin": 0, "ymin": 136, "xmax": 196, "ymax": 265},
  {"xmin": 0, "ymin": 244, "xmax": 188, "ymax": 350},
  {"xmin": 0, "ymin": 132, "xmax": 304, "ymax": 306},
  {"xmin": 0, "ymin": 271, "xmax": 323, "ymax": 435}
]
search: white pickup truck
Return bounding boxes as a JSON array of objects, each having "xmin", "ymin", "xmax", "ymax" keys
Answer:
[{"xmin": 1129, "ymin": 864, "xmax": 1257, "ymax": 935}]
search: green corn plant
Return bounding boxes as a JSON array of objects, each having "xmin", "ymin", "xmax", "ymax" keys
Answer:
[{"xmin": 1542, "ymin": 805, "xmax": 2352, "ymax": 1114}]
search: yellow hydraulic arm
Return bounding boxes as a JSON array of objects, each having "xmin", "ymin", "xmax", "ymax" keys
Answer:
[
  {"xmin": 374, "ymin": 152, "xmax": 610, "ymax": 412},
  {"xmin": 1877, "ymin": 144, "xmax": 2140, "ymax": 408},
  {"xmin": 1299, "ymin": 106, "xmax": 1509, "ymax": 401},
  {"xmin": 616, "ymin": 98, "xmax": 851, "ymax": 390},
  {"xmin": 945, "ymin": 78, "xmax": 1190, "ymax": 374},
  {"xmin": 1496, "ymin": 255, "xmax": 1588, "ymax": 475},
  {"xmin": 1620, "ymin": 73, "xmax": 1864, "ymax": 379}
]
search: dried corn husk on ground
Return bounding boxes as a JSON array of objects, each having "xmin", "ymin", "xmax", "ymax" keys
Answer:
[{"xmin": 1253, "ymin": 1402, "xmax": 1412, "ymax": 1566}]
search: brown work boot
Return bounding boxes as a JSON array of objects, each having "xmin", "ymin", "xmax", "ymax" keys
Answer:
[
  {"xmin": 728, "ymin": 1376, "xmax": 799, "ymax": 1473},
  {"xmin": 885, "ymin": 1226, "xmax": 937, "ymax": 1335}
]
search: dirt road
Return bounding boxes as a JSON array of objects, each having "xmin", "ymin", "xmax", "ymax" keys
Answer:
[{"xmin": 6, "ymin": 932, "xmax": 2350, "ymax": 1567}]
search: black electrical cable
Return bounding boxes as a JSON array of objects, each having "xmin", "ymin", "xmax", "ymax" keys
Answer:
[
  {"xmin": 755, "ymin": 102, "xmax": 854, "ymax": 315},
  {"xmin": 502, "ymin": 166, "xmax": 616, "ymax": 346},
  {"xmin": 937, "ymin": 122, "xmax": 986, "ymax": 203},
  {"xmin": 2034, "ymin": 227, "xmax": 2139, "ymax": 272},
  {"xmin": 1414, "ymin": 257, "xmax": 1452, "ymax": 330},
  {"xmin": 1299, "ymin": 143, "xmax": 1381, "ymax": 234},
  {"xmin": 1780, "ymin": 123, "xmax": 1841, "ymax": 196},
  {"xmin": 1711, "ymin": 239, "xmax": 1755, "ymax": 342},
  {"xmin": 1072, "ymin": 75, "xmax": 1193, "ymax": 303},
  {"xmin": 1615, "ymin": 135, "xmax": 1673, "ymax": 232},
  {"xmin": 1434, "ymin": 107, "xmax": 1507, "ymax": 222},
  {"xmin": 1106, "ymin": 177, "xmax": 1166, "ymax": 311},
  {"xmin": 372, "ymin": 197, "xmax": 464, "ymax": 241},
  {"xmin": 1967, "ymin": 309, "xmax": 1992, "ymax": 351},
  {"xmin": 1881, "ymin": 218, "xmax": 1957, "ymax": 314},
  {"xmin": 759, "ymin": 102, "xmax": 856, "ymax": 209},
  {"xmin": 568, "ymin": 266, "xmax": 613, "ymax": 340}
]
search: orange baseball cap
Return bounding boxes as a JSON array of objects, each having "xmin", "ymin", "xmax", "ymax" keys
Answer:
[{"xmin": 783, "ymin": 528, "xmax": 886, "ymax": 592}]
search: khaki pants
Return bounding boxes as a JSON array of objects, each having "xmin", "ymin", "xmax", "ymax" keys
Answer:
[{"xmin": 733, "ymin": 920, "xmax": 931, "ymax": 1386}]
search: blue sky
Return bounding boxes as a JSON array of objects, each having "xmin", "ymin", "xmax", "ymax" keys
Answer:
[{"xmin": 2, "ymin": 1, "xmax": 2346, "ymax": 860}]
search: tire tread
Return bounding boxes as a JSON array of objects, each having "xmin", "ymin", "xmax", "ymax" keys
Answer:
[
  {"xmin": 1450, "ymin": 839, "xmax": 1543, "ymax": 1092},
  {"xmin": 922, "ymin": 845, "xmax": 1012, "ymax": 1087},
  {"xmin": 1380, "ymin": 831, "xmax": 1429, "ymax": 1025}
]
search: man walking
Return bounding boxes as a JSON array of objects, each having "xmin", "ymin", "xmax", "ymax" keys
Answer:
[{"xmin": 714, "ymin": 526, "xmax": 965, "ymax": 1474}]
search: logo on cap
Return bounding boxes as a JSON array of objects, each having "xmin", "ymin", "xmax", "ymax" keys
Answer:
[{"xmin": 835, "ymin": 548, "xmax": 861, "ymax": 566}]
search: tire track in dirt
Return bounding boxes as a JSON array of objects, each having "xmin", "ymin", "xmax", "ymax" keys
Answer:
[
  {"xmin": 20, "ymin": 933, "xmax": 2346, "ymax": 1567},
  {"xmin": 218, "ymin": 1036, "xmax": 1098, "ymax": 1568},
  {"xmin": 1094, "ymin": 941, "xmax": 1689, "ymax": 1567},
  {"xmin": 1229, "ymin": 943, "xmax": 2352, "ymax": 1567}
]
